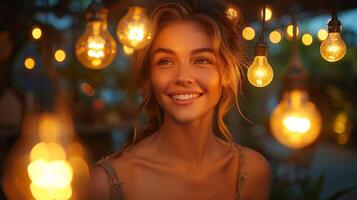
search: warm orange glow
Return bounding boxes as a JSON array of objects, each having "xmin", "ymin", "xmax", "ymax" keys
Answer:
[
  {"xmin": 242, "ymin": 26, "xmax": 255, "ymax": 40},
  {"xmin": 117, "ymin": 6, "xmax": 152, "ymax": 49},
  {"xmin": 302, "ymin": 33, "xmax": 313, "ymax": 46},
  {"xmin": 28, "ymin": 159, "xmax": 73, "ymax": 199},
  {"xmin": 38, "ymin": 114, "xmax": 60, "ymax": 142},
  {"xmin": 123, "ymin": 45, "xmax": 134, "ymax": 56},
  {"xmin": 30, "ymin": 183, "xmax": 72, "ymax": 200},
  {"xmin": 75, "ymin": 18, "xmax": 117, "ymax": 69},
  {"xmin": 226, "ymin": 4, "xmax": 239, "ymax": 22},
  {"xmin": 2, "ymin": 111, "xmax": 90, "ymax": 200},
  {"xmin": 55, "ymin": 49, "xmax": 66, "ymax": 62},
  {"xmin": 286, "ymin": 24, "xmax": 299, "ymax": 38},
  {"xmin": 260, "ymin": 7, "xmax": 272, "ymax": 21},
  {"xmin": 320, "ymin": 32, "xmax": 346, "ymax": 62},
  {"xmin": 333, "ymin": 112, "xmax": 348, "ymax": 134},
  {"xmin": 30, "ymin": 142, "xmax": 66, "ymax": 161},
  {"xmin": 270, "ymin": 90, "xmax": 321, "ymax": 149},
  {"xmin": 247, "ymin": 56, "xmax": 273, "ymax": 87},
  {"xmin": 283, "ymin": 116, "xmax": 311, "ymax": 133},
  {"xmin": 317, "ymin": 29, "xmax": 328, "ymax": 41},
  {"xmin": 32, "ymin": 27, "xmax": 42, "ymax": 40},
  {"xmin": 24, "ymin": 57, "xmax": 35, "ymax": 69},
  {"xmin": 269, "ymin": 30, "xmax": 282, "ymax": 44}
]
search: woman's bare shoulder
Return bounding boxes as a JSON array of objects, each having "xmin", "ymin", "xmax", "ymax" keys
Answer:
[
  {"xmin": 86, "ymin": 163, "xmax": 111, "ymax": 200},
  {"xmin": 110, "ymin": 133, "xmax": 160, "ymax": 167},
  {"xmin": 239, "ymin": 146, "xmax": 271, "ymax": 200}
]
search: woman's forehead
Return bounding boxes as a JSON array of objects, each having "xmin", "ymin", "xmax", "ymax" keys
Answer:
[{"xmin": 151, "ymin": 21, "xmax": 218, "ymax": 54}]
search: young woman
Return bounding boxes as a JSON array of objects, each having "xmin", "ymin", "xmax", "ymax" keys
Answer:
[{"xmin": 88, "ymin": 0, "xmax": 270, "ymax": 199}]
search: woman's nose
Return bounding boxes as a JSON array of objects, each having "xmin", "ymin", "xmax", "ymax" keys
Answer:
[{"xmin": 174, "ymin": 63, "xmax": 194, "ymax": 86}]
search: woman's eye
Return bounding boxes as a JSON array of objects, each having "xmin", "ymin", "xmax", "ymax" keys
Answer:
[
  {"xmin": 194, "ymin": 58, "xmax": 212, "ymax": 65},
  {"xmin": 157, "ymin": 58, "xmax": 173, "ymax": 66}
]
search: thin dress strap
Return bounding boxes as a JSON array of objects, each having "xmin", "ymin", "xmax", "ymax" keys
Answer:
[
  {"xmin": 235, "ymin": 144, "xmax": 247, "ymax": 200},
  {"xmin": 92, "ymin": 159, "xmax": 125, "ymax": 200}
]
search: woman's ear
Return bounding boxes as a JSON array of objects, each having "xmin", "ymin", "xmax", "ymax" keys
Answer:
[{"xmin": 221, "ymin": 73, "xmax": 229, "ymax": 88}]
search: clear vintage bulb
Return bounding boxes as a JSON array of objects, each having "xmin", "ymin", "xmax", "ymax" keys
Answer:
[
  {"xmin": 247, "ymin": 56, "xmax": 273, "ymax": 87},
  {"xmin": 117, "ymin": 6, "xmax": 151, "ymax": 49},
  {"xmin": 75, "ymin": 2, "xmax": 117, "ymax": 69},
  {"xmin": 270, "ymin": 90, "xmax": 321, "ymax": 149},
  {"xmin": 320, "ymin": 13, "xmax": 346, "ymax": 62},
  {"xmin": 320, "ymin": 32, "xmax": 346, "ymax": 62}
]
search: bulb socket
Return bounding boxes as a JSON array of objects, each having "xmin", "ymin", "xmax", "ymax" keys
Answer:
[
  {"xmin": 86, "ymin": 1, "xmax": 108, "ymax": 21},
  {"xmin": 327, "ymin": 15, "xmax": 342, "ymax": 33},
  {"xmin": 254, "ymin": 42, "xmax": 268, "ymax": 56}
]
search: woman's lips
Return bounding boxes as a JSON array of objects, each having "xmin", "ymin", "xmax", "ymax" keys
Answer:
[{"xmin": 168, "ymin": 93, "xmax": 203, "ymax": 106}]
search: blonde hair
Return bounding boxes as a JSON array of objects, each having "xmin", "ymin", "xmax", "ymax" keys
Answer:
[{"xmin": 122, "ymin": 0, "xmax": 246, "ymax": 150}]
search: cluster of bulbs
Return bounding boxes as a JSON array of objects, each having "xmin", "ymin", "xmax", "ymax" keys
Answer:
[
  {"xmin": 225, "ymin": 3, "xmax": 327, "ymax": 149},
  {"xmin": 235, "ymin": 5, "xmax": 347, "ymax": 88},
  {"xmin": 75, "ymin": 1, "xmax": 151, "ymax": 70}
]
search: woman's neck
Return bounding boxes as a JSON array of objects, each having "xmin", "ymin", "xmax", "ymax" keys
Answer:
[{"xmin": 155, "ymin": 110, "xmax": 218, "ymax": 167}]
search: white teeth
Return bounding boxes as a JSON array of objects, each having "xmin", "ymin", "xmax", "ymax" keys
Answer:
[{"xmin": 172, "ymin": 93, "xmax": 200, "ymax": 100}]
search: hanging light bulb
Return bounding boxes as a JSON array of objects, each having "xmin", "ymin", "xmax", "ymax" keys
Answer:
[
  {"xmin": 247, "ymin": 43, "xmax": 273, "ymax": 87},
  {"xmin": 75, "ymin": 1, "xmax": 117, "ymax": 70},
  {"xmin": 116, "ymin": 6, "xmax": 151, "ymax": 49},
  {"xmin": 320, "ymin": 13, "xmax": 346, "ymax": 62},
  {"xmin": 270, "ymin": 90, "xmax": 321, "ymax": 149},
  {"xmin": 247, "ymin": 2, "xmax": 273, "ymax": 87},
  {"xmin": 270, "ymin": 12, "xmax": 322, "ymax": 149}
]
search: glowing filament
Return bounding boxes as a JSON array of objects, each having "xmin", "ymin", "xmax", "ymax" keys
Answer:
[
  {"xmin": 87, "ymin": 36, "xmax": 105, "ymax": 58},
  {"xmin": 283, "ymin": 116, "xmax": 311, "ymax": 134}
]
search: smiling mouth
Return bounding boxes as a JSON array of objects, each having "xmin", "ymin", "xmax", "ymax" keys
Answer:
[{"xmin": 169, "ymin": 93, "xmax": 203, "ymax": 101}]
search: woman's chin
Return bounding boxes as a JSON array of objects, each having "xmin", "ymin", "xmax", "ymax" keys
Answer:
[{"xmin": 165, "ymin": 110, "xmax": 210, "ymax": 125}]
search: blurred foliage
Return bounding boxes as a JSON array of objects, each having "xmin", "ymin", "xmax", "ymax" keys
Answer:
[{"xmin": 270, "ymin": 173, "xmax": 356, "ymax": 200}]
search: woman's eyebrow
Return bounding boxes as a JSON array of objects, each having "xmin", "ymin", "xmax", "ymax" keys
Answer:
[
  {"xmin": 151, "ymin": 47, "xmax": 215, "ymax": 58},
  {"xmin": 190, "ymin": 48, "xmax": 215, "ymax": 55},
  {"xmin": 151, "ymin": 48, "xmax": 175, "ymax": 57}
]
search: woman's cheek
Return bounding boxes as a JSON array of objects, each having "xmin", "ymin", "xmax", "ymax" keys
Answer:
[
  {"xmin": 150, "ymin": 69, "xmax": 173, "ymax": 95},
  {"xmin": 197, "ymin": 68, "xmax": 221, "ymax": 92}
]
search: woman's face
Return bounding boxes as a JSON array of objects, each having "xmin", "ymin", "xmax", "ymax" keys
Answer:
[{"xmin": 150, "ymin": 21, "xmax": 222, "ymax": 123}]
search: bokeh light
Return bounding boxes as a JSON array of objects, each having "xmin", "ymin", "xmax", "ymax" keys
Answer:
[
  {"xmin": 55, "ymin": 49, "xmax": 66, "ymax": 62},
  {"xmin": 32, "ymin": 27, "xmax": 42, "ymax": 40},
  {"xmin": 302, "ymin": 33, "xmax": 313, "ymax": 46},
  {"xmin": 317, "ymin": 29, "xmax": 328, "ymax": 41},
  {"xmin": 24, "ymin": 57, "xmax": 35, "ymax": 70},
  {"xmin": 242, "ymin": 26, "xmax": 255, "ymax": 40},
  {"xmin": 286, "ymin": 24, "xmax": 299, "ymax": 38},
  {"xmin": 261, "ymin": 7, "xmax": 272, "ymax": 21},
  {"xmin": 269, "ymin": 30, "xmax": 282, "ymax": 44}
]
